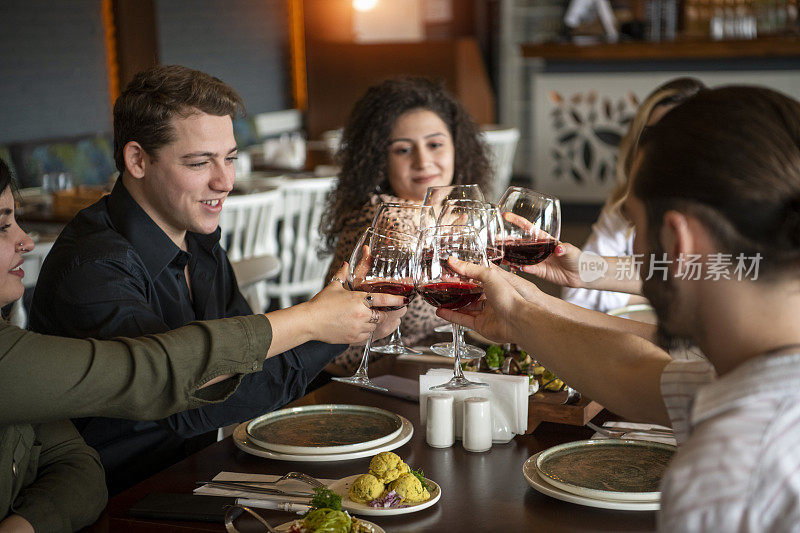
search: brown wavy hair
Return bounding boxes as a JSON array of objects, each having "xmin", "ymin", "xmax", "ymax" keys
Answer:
[
  {"xmin": 321, "ymin": 77, "xmax": 492, "ymax": 253},
  {"xmin": 113, "ymin": 64, "xmax": 244, "ymax": 173}
]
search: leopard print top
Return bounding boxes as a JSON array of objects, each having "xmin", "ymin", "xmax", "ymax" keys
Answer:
[{"xmin": 325, "ymin": 193, "xmax": 447, "ymax": 374}]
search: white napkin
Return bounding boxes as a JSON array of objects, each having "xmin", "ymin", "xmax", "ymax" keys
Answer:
[
  {"xmin": 419, "ymin": 369, "xmax": 528, "ymax": 444},
  {"xmin": 194, "ymin": 472, "xmax": 335, "ymax": 501},
  {"xmin": 262, "ymin": 133, "xmax": 306, "ymax": 169},
  {"xmin": 591, "ymin": 422, "xmax": 677, "ymax": 446}
]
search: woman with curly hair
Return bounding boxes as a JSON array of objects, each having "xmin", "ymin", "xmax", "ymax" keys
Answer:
[{"xmin": 320, "ymin": 77, "xmax": 492, "ymax": 376}]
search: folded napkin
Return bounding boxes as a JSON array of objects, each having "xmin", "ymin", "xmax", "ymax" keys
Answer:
[
  {"xmin": 262, "ymin": 133, "xmax": 306, "ymax": 170},
  {"xmin": 591, "ymin": 422, "xmax": 677, "ymax": 446},
  {"xmin": 194, "ymin": 472, "xmax": 335, "ymax": 501},
  {"xmin": 419, "ymin": 369, "xmax": 528, "ymax": 444}
]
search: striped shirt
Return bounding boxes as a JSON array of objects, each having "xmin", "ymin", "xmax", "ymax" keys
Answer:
[{"xmin": 659, "ymin": 352, "xmax": 800, "ymax": 532}]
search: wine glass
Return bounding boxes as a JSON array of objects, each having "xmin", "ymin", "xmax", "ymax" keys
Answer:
[
  {"xmin": 415, "ymin": 225, "xmax": 489, "ymax": 390},
  {"xmin": 332, "ymin": 227, "xmax": 418, "ymax": 391},
  {"xmin": 424, "ymin": 185, "xmax": 487, "ymax": 339},
  {"xmin": 422, "ymin": 184, "xmax": 486, "ymax": 221},
  {"xmin": 430, "ymin": 200, "xmax": 505, "ymax": 360},
  {"xmin": 497, "ymin": 186, "xmax": 561, "ymax": 272},
  {"xmin": 369, "ymin": 203, "xmax": 435, "ymax": 356}
]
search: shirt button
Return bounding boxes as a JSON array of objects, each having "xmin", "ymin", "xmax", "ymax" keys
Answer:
[{"xmin": 11, "ymin": 461, "xmax": 18, "ymax": 477}]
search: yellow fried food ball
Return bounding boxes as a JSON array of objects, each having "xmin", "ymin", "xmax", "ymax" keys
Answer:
[
  {"xmin": 387, "ymin": 473, "xmax": 431, "ymax": 503},
  {"xmin": 348, "ymin": 473, "xmax": 384, "ymax": 503},
  {"xmin": 368, "ymin": 451, "xmax": 410, "ymax": 484}
]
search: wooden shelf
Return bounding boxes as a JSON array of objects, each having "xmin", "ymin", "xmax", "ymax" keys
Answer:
[{"xmin": 521, "ymin": 36, "xmax": 800, "ymax": 61}]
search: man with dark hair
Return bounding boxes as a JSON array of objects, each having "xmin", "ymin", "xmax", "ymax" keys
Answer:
[
  {"xmin": 29, "ymin": 64, "xmax": 402, "ymax": 494},
  {"xmin": 441, "ymin": 86, "xmax": 800, "ymax": 531}
]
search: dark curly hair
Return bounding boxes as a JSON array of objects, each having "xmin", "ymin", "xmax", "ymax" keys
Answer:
[{"xmin": 320, "ymin": 77, "xmax": 492, "ymax": 253}]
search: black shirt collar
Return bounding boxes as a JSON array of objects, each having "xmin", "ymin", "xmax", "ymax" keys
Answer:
[{"xmin": 107, "ymin": 179, "xmax": 222, "ymax": 279}]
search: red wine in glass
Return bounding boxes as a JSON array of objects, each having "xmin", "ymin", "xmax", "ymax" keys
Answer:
[
  {"xmin": 501, "ymin": 237, "xmax": 557, "ymax": 268},
  {"xmin": 486, "ymin": 246, "xmax": 504, "ymax": 265},
  {"xmin": 354, "ymin": 280, "xmax": 416, "ymax": 311},
  {"xmin": 418, "ymin": 281, "xmax": 483, "ymax": 310}
]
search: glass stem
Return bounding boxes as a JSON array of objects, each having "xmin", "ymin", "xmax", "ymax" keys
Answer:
[
  {"xmin": 452, "ymin": 324, "xmax": 465, "ymax": 379},
  {"xmin": 389, "ymin": 327, "xmax": 402, "ymax": 345},
  {"xmin": 353, "ymin": 332, "xmax": 374, "ymax": 378}
]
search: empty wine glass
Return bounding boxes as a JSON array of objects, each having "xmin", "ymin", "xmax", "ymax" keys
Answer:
[
  {"xmin": 430, "ymin": 199, "xmax": 505, "ymax": 360},
  {"xmin": 370, "ymin": 203, "xmax": 435, "ymax": 356},
  {"xmin": 497, "ymin": 186, "xmax": 561, "ymax": 272},
  {"xmin": 416, "ymin": 225, "xmax": 489, "ymax": 390},
  {"xmin": 422, "ymin": 184, "xmax": 486, "ymax": 221},
  {"xmin": 332, "ymin": 227, "xmax": 418, "ymax": 391}
]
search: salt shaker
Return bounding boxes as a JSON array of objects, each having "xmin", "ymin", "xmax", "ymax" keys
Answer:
[
  {"xmin": 426, "ymin": 394, "xmax": 455, "ymax": 448},
  {"xmin": 462, "ymin": 397, "xmax": 492, "ymax": 452}
]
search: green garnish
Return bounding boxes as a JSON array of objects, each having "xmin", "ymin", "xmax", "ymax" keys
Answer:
[
  {"xmin": 410, "ymin": 467, "xmax": 429, "ymax": 491},
  {"xmin": 304, "ymin": 487, "xmax": 342, "ymax": 516},
  {"xmin": 485, "ymin": 344, "xmax": 504, "ymax": 368}
]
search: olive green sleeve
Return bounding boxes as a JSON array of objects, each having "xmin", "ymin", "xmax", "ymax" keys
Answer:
[
  {"xmin": 0, "ymin": 314, "xmax": 271, "ymax": 425},
  {"xmin": 11, "ymin": 421, "xmax": 106, "ymax": 532}
]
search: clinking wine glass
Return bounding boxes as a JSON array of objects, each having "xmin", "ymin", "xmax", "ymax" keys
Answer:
[
  {"xmin": 429, "ymin": 199, "xmax": 505, "ymax": 360},
  {"xmin": 416, "ymin": 225, "xmax": 489, "ymax": 390},
  {"xmin": 422, "ymin": 184, "xmax": 486, "ymax": 221},
  {"xmin": 370, "ymin": 203, "xmax": 436, "ymax": 356},
  {"xmin": 331, "ymin": 227, "xmax": 417, "ymax": 392},
  {"xmin": 424, "ymin": 185, "xmax": 487, "ymax": 338},
  {"xmin": 497, "ymin": 186, "xmax": 561, "ymax": 272}
]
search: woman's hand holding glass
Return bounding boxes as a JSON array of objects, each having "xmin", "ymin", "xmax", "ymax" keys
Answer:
[
  {"xmin": 304, "ymin": 262, "xmax": 405, "ymax": 346},
  {"xmin": 497, "ymin": 186, "xmax": 561, "ymax": 272},
  {"xmin": 415, "ymin": 225, "xmax": 489, "ymax": 390},
  {"xmin": 331, "ymin": 228, "xmax": 418, "ymax": 391}
]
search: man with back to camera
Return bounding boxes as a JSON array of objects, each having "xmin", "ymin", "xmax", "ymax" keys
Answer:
[
  {"xmin": 440, "ymin": 86, "xmax": 800, "ymax": 531},
  {"xmin": 29, "ymin": 64, "xmax": 402, "ymax": 494}
]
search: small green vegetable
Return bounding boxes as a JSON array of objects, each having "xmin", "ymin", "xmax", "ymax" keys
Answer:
[
  {"xmin": 485, "ymin": 345, "xmax": 504, "ymax": 368},
  {"xmin": 517, "ymin": 349, "xmax": 528, "ymax": 362},
  {"xmin": 410, "ymin": 467, "xmax": 429, "ymax": 491},
  {"xmin": 302, "ymin": 508, "xmax": 352, "ymax": 533},
  {"xmin": 305, "ymin": 487, "xmax": 342, "ymax": 516}
]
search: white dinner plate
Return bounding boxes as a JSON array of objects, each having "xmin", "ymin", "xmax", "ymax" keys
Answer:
[
  {"xmin": 523, "ymin": 453, "xmax": 660, "ymax": 511},
  {"xmin": 246, "ymin": 404, "xmax": 403, "ymax": 455},
  {"xmin": 275, "ymin": 517, "xmax": 385, "ymax": 532},
  {"xmin": 233, "ymin": 416, "xmax": 413, "ymax": 462},
  {"xmin": 607, "ymin": 304, "xmax": 657, "ymax": 324},
  {"xmin": 328, "ymin": 474, "xmax": 441, "ymax": 517}
]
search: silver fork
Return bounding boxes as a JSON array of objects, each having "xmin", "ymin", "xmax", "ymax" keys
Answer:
[
  {"xmin": 200, "ymin": 471, "xmax": 326, "ymax": 490},
  {"xmin": 586, "ymin": 421, "xmax": 674, "ymax": 438}
]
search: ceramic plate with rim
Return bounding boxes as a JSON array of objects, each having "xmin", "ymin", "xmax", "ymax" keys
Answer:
[
  {"xmin": 327, "ymin": 475, "xmax": 441, "ymax": 517},
  {"xmin": 534, "ymin": 439, "xmax": 675, "ymax": 502},
  {"xmin": 275, "ymin": 517, "xmax": 385, "ymax": 532},
  {"xmin": 523, "ymin": 453, "xmax": 660, "ymax": 511},
  {"xmin": 246, "ymin": 404, "xmax": 403, "ymax": 455},
  {"xmin": 233, "ymin": 415, "xmax": 413, "ymax": 462}
]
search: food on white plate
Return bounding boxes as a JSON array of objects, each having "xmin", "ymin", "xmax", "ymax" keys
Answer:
[
  {"xmin": 368, "ymin": 451, "xmax": 410, "ymax": 484},
  {"xmin": 348, "ymin": 473, "xmax": 384, "ymax": 503},
  {"xmin": 288, "ymin": 488, "xmax": 374, "ymax": 533},
  {"xmin": 386, "ymin": 472, "xmax": 430, "ymax": 503}
]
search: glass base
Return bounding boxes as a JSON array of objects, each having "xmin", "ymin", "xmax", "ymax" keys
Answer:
[
  {"xmin": 371, "ymin": 342, "xmax": 423, "ymax": 355},
  {"xmin": 430, "ymin": 376, "xmax": 490, "ymax": 390},
  {"xmin": 431, "ymin": 342, "xmax": 485, "ymax": 359},
  {"xmin": 331, "ymin": 375, "xmax": 388, "ymax": 392}
]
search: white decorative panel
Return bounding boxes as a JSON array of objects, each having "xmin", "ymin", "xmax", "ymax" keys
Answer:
[{"xmin": 531, "ymin": 71, "xmax": 800, "ymax": 202}]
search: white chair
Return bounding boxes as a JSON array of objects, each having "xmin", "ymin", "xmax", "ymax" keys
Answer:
[
  {"xmin": 9, "ymin": 240, "xmax": 55, "ymax": 328},
  {"xmin": 482, "ymin": 126, "xmax": 520, "ymax": 202},
  {"xmin": 218, "ymin": 189, "xmax": 283, "ymax": 313},
  {"xmin": 264, "ymin": 176, "xmax": 337, "ymax": 309}
]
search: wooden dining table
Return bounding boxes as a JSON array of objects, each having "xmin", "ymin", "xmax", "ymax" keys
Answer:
[{"xmin": 82, "ymin": 357, "xmax": 657, "ymax": 532}]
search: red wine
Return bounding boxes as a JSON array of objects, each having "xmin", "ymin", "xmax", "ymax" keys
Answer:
[
  {"xmin": 486, "ymin": 246, "xmax": 504, "ymax": 265},
  {"xmin": 354, "ymin": 281, "xmax": 416, "ymax": 311},
  {"xmin": 500, "ymin": 238, "xmax": 557, "ymax": 267},
  {"xmin": 418, "ymin": 281, "xmax": 483, "ymax": 310}
]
